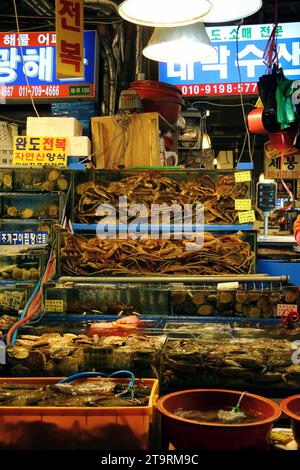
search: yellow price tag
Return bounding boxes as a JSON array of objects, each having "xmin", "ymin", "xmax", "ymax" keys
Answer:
[
  {"xmin": 13, "ymin": 136, "xmax": 68, "ymax": 167},
  {"xmin": 235, "ymin": 171, "xmax": 251, "ymax": 182},
  {"xmin": 238, "ymin": 210, "xmax": 256, "ymax": 224},
  {"xmin": 235, "ymin": 199, "xmax": 252, "ymax": 211},
  {"xmin": 45, "ymin": 300, "xmax": 64, "ymax": 313}
]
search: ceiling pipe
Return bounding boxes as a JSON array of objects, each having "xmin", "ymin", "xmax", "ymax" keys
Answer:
[
  {"xmin": 84, "ymin": 0, "xmax": 119, "ymax": 13},
  {"xmin": 23, "ymin": 0, "xmax": 52, "ymax": 17}
]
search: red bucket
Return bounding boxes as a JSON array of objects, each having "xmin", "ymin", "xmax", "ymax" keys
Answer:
[
  {"xmin": 281, "ymin": 395, "xmax": 300, "ymax": 446},
  {"xmin": 156, "ymin": 389, "xmax": 281, "ymax": 450}
]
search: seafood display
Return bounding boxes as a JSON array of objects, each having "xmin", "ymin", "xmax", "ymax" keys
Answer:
[
  {"xmin": 44, "ymin": 282, "xmax": 170, "ymax": 316},
  {"xmin": 171, "ymin": 287, "xmax": 234, "ymax": 316},
  {"xmin": 170, "ymin": 286, "xmax": 297, "ymax": 318},
  {"xmin": 60, "ymin": 232, "xmax": 255, "ymax": 276},
  {"xmin": 14, "ymin": 169, "xmax": 69, "ymax": 192},
  {"xmin": 164, "ymin": 321, "xmax": 300, "ymax": 340},
  {"xmin": 0, "ymin": 379, "xmax": 151, "ymax": 407},
  {"xmin": 0, "ymin": 171, "xmax": 12, "ymax": 190},
  {"xmin": 161, "ymin": 338, "xmax": 300, "ymax": 392},
  {"xmin": 1, "ymin": 191, "xmax": 61, "ymax": 221},
  {"xmin": 74, "ymin": 172, "xmax": 249, "ymax": 224},
  {"xmin": 0, "ymin": 255, "xmax": 41, "ymax": 281},
  {"xmin": 235, "ymin": 288, "xmax": 298, "ymax": 318},
  {"xmin": 7, "ymin": 332, "xmax": 164, "ymax": 377}
]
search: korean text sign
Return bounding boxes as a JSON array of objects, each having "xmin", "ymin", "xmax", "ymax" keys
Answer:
[
  {"xmin": 13, "ymin": 136, "xmax": 68, "ymax": 167},
  {"xmin": 0, "ymin": 30, "xmax": 96, "ymax": 99},
  {"xmin": 159, "ymin": 22, "xmax": 300, "ymax": 97},
  {"xmin": 56, "ymin": 0, "xmax": 84, "ymax": 79}
]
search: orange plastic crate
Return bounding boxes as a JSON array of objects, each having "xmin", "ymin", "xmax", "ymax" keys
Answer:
[{"xmin": 0, "ymin": 377, "xmax": 158, "ymax": 450}]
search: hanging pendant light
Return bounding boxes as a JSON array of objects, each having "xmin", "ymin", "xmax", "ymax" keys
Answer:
[
  {"xmin": 203, "ymin": 0, "xmax": 262, "ymax": 23},
  {"xmin": 142, "ymin": 23, "xmax": 217, "ymax": 63},
  {"xmin": 118, "ymin": 0, "xmax": 212, "ymax": 27}
]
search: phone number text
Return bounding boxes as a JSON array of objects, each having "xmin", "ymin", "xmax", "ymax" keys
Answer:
[{"xmin": 179, "ymin": 82, "xmax": 258, "ymax": 96}]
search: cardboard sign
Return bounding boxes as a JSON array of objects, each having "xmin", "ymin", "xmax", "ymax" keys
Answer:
[
  {"xmin": 277, "ymin": 304, "xmax": 298, "ymax": 317},
  {"xmin": 56, "ymin": 0, "xmax": 84, "ymax": 79},
  {"xmin": 0, "ymin": 291, "xmax": 24, "ymax": 311},
  {"xmin": 238, "ymin": 210, "xmax": 256, "ymax": 223},
  {"xmin": 45, "ymin": 299, "xmax": 64, "ymax": 313},
  {"xmin": 13, "ymin": 136, "xmax": 68, "ymax": 166},
  {"xmin": 235, "ymin": 199, "xmax": 252, "ymax": 211},
  {"xmin": 235, "ymin": 171, "xmax": 251, "ymax": 182}
]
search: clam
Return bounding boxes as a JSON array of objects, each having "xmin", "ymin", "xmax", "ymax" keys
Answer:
[{"xmin": 20, "ymin": 208, "xmax": 34, "ymax": 219}]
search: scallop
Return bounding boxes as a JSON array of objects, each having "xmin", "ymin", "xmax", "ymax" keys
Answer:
[
  {"xmin": 235, "ymin": 291, "xmax": 248, "ymax": 304},
  {"xmin": 285, "ymin": 290, "xmax": 297, "ymax": 303},
  {"xmin": 42, "ymin": 181, "xmax": 55, "ymax": 191},
  {"xmin": 197, "ymin": 304, "xmax": 214, "ymax": 316},
  {"xmin": 47, "ymin": 170, "xmax": 60, "ymax": 182},
  {"xmin": 218, "ymin": 292, "xmax": 233, "ymax": 304},
  {"xmin": 192, "ymin": 292, "xmax": 207, "ymax": 305},
  {"xmin": 3, "ymin": 173, "xmax": 12, "ymax": 189},
  {"xmin": 46, "ymin": 204, "xmax": 59, "ymax": 218},
  {"xmin": 12, "ymin": 267, "xmax": 23, "ymax": 280},
  {"xmin": 256, "ymin": 296, "xmax": 269, "ymax": 309},
  {"xmin": 248, "ymin": 307, "xmax": 261, "ymax": 318},
  {"xmin": 57, "ymin": 177, "xmax": 68, "ymax": 191}
]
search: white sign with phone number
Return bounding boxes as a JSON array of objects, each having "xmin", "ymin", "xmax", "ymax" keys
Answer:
[{"xmin": 276, "ymin": 304, "xmax": 298, "ymax": 317}]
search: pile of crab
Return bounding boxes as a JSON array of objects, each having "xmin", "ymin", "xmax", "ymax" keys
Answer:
[
  {"xmin": 75, "ymin": 172, "xmax": 249, "ymax": 224},
  {"xmin": 60, "ymin": 232, "xmax": 255, "ymax": 276}
]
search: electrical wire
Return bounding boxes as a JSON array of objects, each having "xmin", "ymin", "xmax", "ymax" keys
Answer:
[
  {"xmin": 191, "ymin": 100, "xmax": 256, "ymax": 108},
  {"xmin": 12, "ymin": 0, "xmax": 40, "ymax": 117},
  {"xmin": 236, "ymin": 22, "xmax": 253, "ymax": 163}
]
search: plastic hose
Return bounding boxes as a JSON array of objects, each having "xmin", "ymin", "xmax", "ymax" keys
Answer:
[{"xmin": 57, "ymin": 370, "xmax": 135, "ymax": 389}]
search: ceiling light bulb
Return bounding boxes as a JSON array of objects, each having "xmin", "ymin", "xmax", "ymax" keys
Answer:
[
  {"xmin": 119, "ymin": 0, "xmax": 212, "ymax": 27},
  {"xmin": 143, "ymin": 23, "xmax": 217, "ymax": 64},
  {"xmin": 202, "ymin": 133, "xmax": 211, "ymax": 149},
  {"xmin": 203, "ymin": 0, "xmax": 262, "ymax": 23}
]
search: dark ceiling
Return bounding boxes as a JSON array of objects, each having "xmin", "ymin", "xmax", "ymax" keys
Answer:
[{"xmin": 0, "ymin": 0, "xmax": 299, "ymax": 165}]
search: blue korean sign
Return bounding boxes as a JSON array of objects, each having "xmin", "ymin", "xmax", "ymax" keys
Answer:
[
  {"xmin": 0, "ymin": 231, "xmax": 49, "ymax": 245},
  {"xmin": 0, "ymin": 30, "xmax": 97, "ymax": 99},
  {"xmin": 159, "ymin": 22, "xmax": 300, "ymax": 97}
]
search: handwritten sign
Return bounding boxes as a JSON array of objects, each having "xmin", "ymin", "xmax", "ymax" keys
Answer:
[
  {"xmin": 45, "ymin": 299, "xmax": 64, "ymax": 312},
  {"xmin": 277, "ymin": 304, "xmax": 298, "ymax": 317},
  {"xmin": 235, "ymin": 171, "xmax": 251, "ymax": 183},
  {"xmin": 238, "ymin": 210, "xmax": 256, "ymax": 223},
  {"xmin": 0, "ymin": 291, "xmax": 24, "ymax": 311},
  {"xmin": 56, "ymin": 0, "xmax": 84, "ymax": 79},
  {"xmin": 13, "ymin": 136, "xmax": 68, "ymax": 166},
  {"xmin": 235, "ymin": 199, "xmax": 252, "ymax": 211}
]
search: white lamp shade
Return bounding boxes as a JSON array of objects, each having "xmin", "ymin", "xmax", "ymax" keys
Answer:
[
  {"xmin": 143, "ymin": 23, "xmax": 217, "ymax": 63},
  {"xmin": 118, "ymin": 0, "xmax": 212, "ymax": 27},
  {"xmin": 203, "ymin": 0, "xmax": 262, "ymax": 23}
]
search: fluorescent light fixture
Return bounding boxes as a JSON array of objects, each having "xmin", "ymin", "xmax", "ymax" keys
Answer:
[
  {"xmin": 203, "ymin": 0, "xmax": 262, "ymax": 23},
  {"xmin": 143, "ymin": 23, "xmax": 217, "ymax": 63},
  {"xmin": 118, "ymin": 0, "xmax": 212, "ymax": 27}
]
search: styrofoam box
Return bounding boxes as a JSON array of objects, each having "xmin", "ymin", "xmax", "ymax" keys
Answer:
[
  {"xmin": 27, "ymin": 117, "xmax": 82, "ymax": 137},
  {"xmin": 68, "ymin": 136, "xmax": 91, "ymax": 156}
]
